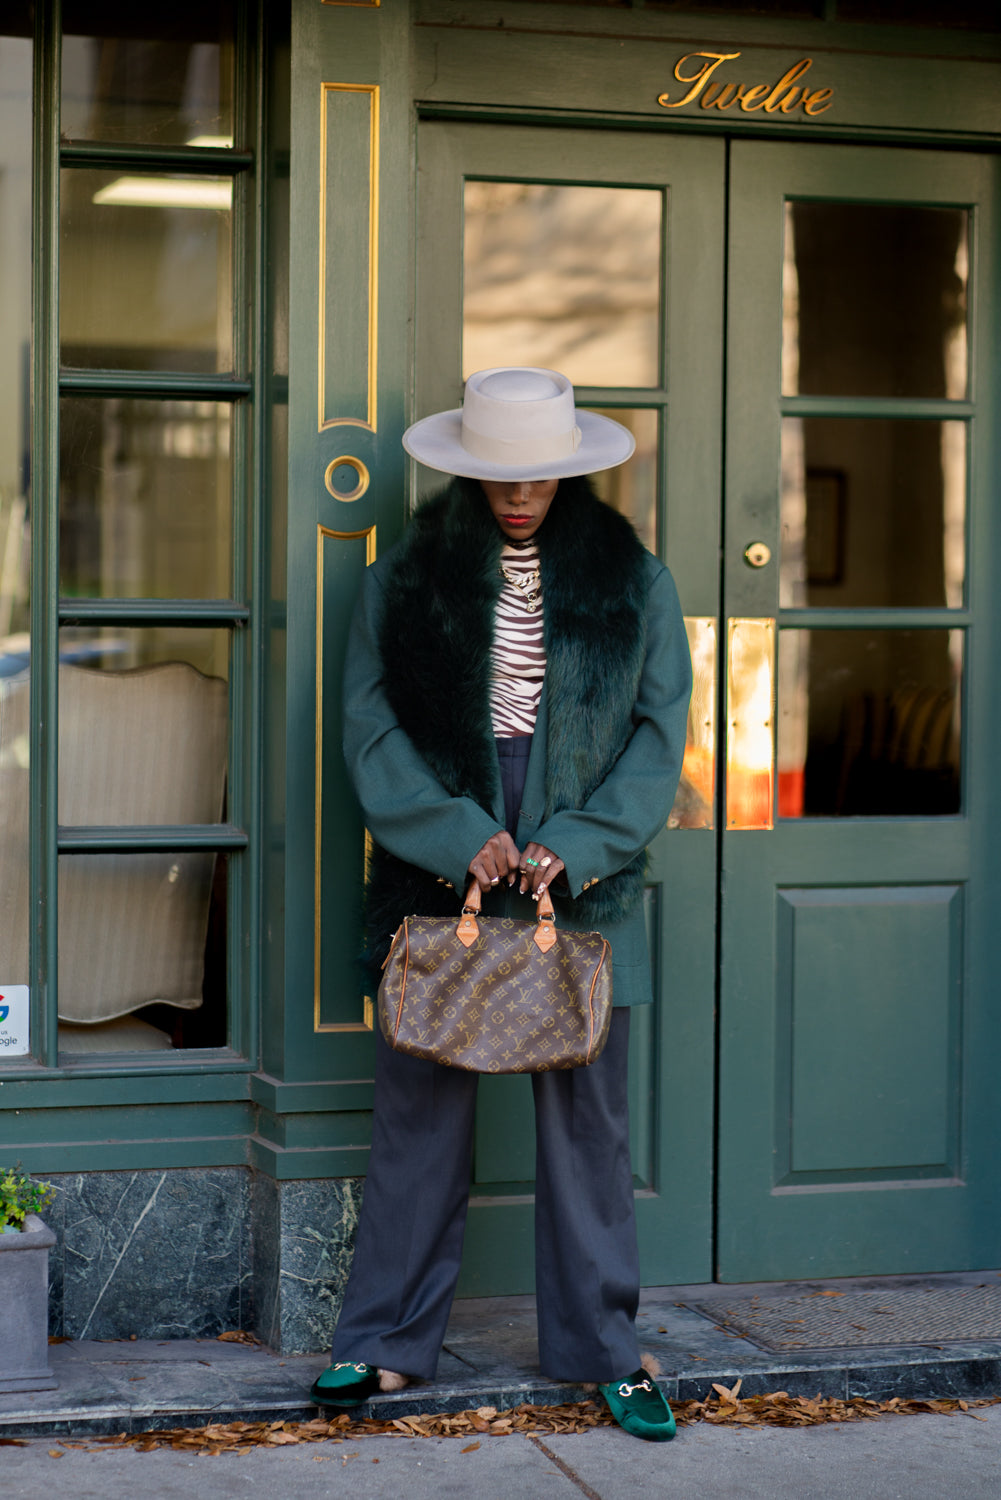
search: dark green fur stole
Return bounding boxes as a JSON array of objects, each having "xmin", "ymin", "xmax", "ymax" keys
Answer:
[{"xmin": 365, "ymin": 476, "xmax": 651, "ymax": 963}]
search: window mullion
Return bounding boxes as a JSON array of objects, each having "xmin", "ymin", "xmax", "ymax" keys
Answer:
[
  {"xmin": 222, "ymin": 0, "xmax": 257, "ymax": 1059},
  {"xmin": 30, "ymin": 0, "xmax": 61, "ymax": 1069}
]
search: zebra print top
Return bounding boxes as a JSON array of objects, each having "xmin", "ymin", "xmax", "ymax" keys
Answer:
[{"xmin": 490, "ymin": 542, "xmax": 546, "ymax": 737}]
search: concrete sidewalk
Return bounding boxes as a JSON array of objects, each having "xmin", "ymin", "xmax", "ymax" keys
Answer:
[
  {"xmin": 2, "ymin": 1270, "xmax": 1000, "ymax": 1440},
  {"xmin": 4, "ymin": 1404, "xmax": 1001, "ymax": 1499}
]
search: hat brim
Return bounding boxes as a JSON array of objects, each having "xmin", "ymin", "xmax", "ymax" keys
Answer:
[{"xmin": 402, "ymin": 408, "xmax": 635, "ymax": 480}]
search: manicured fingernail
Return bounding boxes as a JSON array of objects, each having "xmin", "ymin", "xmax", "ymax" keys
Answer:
[{"xmin": 538, "ymin": 883, "xmax": 547, "ymax": 895}]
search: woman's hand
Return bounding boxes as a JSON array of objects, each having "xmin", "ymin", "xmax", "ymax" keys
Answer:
[
  {"xmin": 519, "ymin": 843, "xmax": 565, "ymax": 901},
  {"xmin": 468, "ymin": 831, "xmax": 521, "ymax": 892}
]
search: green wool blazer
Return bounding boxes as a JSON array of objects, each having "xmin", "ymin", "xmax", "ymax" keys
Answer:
[{"xmin": 342, "ymin": 547, "xmax": 692, "ymax": 1007}]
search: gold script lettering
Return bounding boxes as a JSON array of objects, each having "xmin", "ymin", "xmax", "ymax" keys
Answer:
[
  {"xmin": 762, "ymin": 58, "xmax": 814, "ymax": 112},
  {"xmin": 659, "ymin": 52, "xmax": 833, "ymax": 119},
  {"xmin": 737, "ymin": 83, "xmax": 771, "ymax": 112},
  {"xmin": 657, "ymin": 51, "xmax": 741, "ymax": 109},
  {"xmin": 803, "ymin": 87, "xmax": 834, "ymax": 115},
  {"xmin": 701, "ymin": 81, "xmax": 740, "ymax": 110}
]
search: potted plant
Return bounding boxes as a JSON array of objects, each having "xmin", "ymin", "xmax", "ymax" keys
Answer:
[{"xmin": 0, "ymin": 1166, "xmax": 58, "ymax": 1394}]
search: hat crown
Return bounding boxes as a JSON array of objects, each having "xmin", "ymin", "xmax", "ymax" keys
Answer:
[
  {"xmin": 478, "ymin": 369, "xmax": 561, "ymax": 403},
  {"xmin": 461, "ymin": 367, "xmax": 578, "ymax": 460}
]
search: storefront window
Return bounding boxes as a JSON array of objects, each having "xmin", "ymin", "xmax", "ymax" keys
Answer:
[
  {"xmin": 61, "ymin": 169, "xmax": 234, "ymax": 373},
  {"xmin": 0, "ymin": 16, "xmax": 33, "ymax": 1008},
  {"xmin": 61, "ymin": 1, "xmax": 236, "ymax": 148},
  {"xmin": 463, "ymin": 180, "xmax": 663, "ymax": 387},
  {"xmin": 777, "ymin": 629, "xmax": 962, "ymax": 818},
  {"xmin": 780, "ymin": 417, "xmax": 966, "ymax": 609},
  {"xmin": 588, "ymin": 408, "xmax": 659, "ymax": 552},
  {"xmin": 60, "ymin": 399, "xmax": 233, "ymax": 598},
  {"xmin": 55, "ymin": 851, "xmax": 228, "ymax": 1057},
  {"xmin": 782, "ymin": 202, "xmax": 968, "ymax": 401},
  {"xmin": 0, "ymin": 8, "xmax": 252, "ymax": 1069}
]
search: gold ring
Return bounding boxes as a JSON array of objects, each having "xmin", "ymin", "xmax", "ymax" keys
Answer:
[{"xmin": 539, "ymin": 857, "xmax": 552, "ymax": 868}]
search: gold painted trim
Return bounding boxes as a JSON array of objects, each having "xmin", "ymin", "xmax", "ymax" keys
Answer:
[
  {"xmin": 322, "ymin": 1, "xmax": 380, "ymax": 7},
  {"xmin": 725, "ymin": 617, "xmax": 776, "ymax": 831},
  {"xmin": 315, "ymin": 523, "xmax": 378, "ymax": 1033},
  {"xmin": 318, "ymin": 83, "xmax": 380, "ymax": 434},
  {"xmin": 324, "ymin": 455, "xmax": 371, "ymax": 502}
]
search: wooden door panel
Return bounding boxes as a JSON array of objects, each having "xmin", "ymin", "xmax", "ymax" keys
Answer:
[
  {"xmin": 416, "ymin": 122, "xmax": 726, "ymax": 1294},
  {"xmin": 719, "ymin": 142, "xmax": 1000, "ymax": 1279}
]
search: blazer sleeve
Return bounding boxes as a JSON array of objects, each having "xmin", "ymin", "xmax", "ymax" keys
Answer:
[
  {"xmin": 342, "ymin": 561, "xmax": 504, "ymax": 891},
  {"xmin": 532, "ymin": 561, "xmax": 692, "ymax": 899}
]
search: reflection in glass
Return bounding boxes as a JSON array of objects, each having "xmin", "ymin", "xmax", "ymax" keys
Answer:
[
  {"xmin": 58, "ymin": 625, "xmax": 230, "ymax": 684},
  {"xmin": 56, "ymin": 852, "xmax": 228, "ymax": 1057},
  {"xmin": 0, "ymin": 21, "xmax": 32, "ymax": 991},
  {"xmin": 782, "ymin": 202, "xmax": 968, "ymax": 400},
  {"xmin": 61, "ymin": 169, "xmax": 233, "ymax": 372},
  {"xmin": 780, "ymin": 418, "xmax": 966, "ymax": 608},
  {"xmin": 587, "ymin": 408, "xmax": 658, "ymax": 552},
  {"xmin": 61, "ymin": 398, "xmax": 232, "ymax": 600},
  {"xmin": 778, "ymin": 629, "xmax": 962, "ymax": 818},
  {"xmin": 669, "ymin": 618, "xmax": 716, "ymax": 830},
  {"xmin": 57, "ymin": 661, "xmax": 228, "ymax": 828},
  {"xmin": 62, "ymin": 0, "xmax": 235, "ymax": 147},
  {"xmin": 463, "ymin": 181, "xmax": 662, "ymax": 387},
  {"xmin": 726, "ymin": 618, "xmax": 775, "ymax": 831}
]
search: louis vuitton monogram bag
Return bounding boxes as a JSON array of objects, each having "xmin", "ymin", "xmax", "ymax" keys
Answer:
[{"xmin": 377, "ymin": 882, "xmax": 612, "ymax": 1073}]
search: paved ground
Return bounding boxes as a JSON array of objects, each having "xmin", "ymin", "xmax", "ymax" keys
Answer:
[
  {"xmin": 4, "ymin": 1403, "xmax": 1001, "ymax": 1499},
  {"xmin": 3, "ymin": 1273, "xmax": 1001, "ymax": 1439}
]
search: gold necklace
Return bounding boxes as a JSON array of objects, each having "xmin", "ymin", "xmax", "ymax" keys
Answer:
[{"xmin": 499, "ymin": 562, "xmax": 542, "ymax": 613}]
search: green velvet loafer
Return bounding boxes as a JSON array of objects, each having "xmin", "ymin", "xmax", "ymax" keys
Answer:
[
  {"xmin": 309, "ymin": 1361, "xmax": 380, "ymax": 1408},
  {"xmin": 599, "ymin": 1369, "xmax": 677, "ymax": 1442}
]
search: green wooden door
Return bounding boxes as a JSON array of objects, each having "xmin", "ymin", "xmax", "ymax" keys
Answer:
[
  {"xmin": 415, "ymin": 123, "xmax": 725, "ymax": 1291},
  {"xmin": 414, "ymin": 124, "xmax": 1001, "ymax": 1290},
  {"xmin": 718, "ymin": 142, "xmax": 1001, "ymax": 1279}
]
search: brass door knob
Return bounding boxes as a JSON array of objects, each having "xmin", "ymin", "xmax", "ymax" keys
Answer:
[{"xmin": 744, "ymin": 541, "xmax": 771, "ymax": 569}]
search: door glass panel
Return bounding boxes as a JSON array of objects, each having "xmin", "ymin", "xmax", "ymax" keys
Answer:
[
  {"xmin": 61, "ymin": 0, "xmax": 235, "ymax": 147},
  {"xmin": 56, "ymin": 851, "xmax": 228, "ymax": 1058},
  {"xmin": 0, "ymin": 19, "xmax": 32, "ymax": 999},
  {"xmin": 587, "ymin": 408, "xmax": 658, "ymax": 552},
  {"xmin": 58, "ymin": 625, "xmax": 230, "ymax": 684},
  {"xmin": 61, "ymin": 169, "xmax": 233, "ymax": 372},
  {"xmin": 777, "ymin": 629, "xmax": 962, "ymax": 818},
  {"xmin": 60, "ymin": 398, "xmax": 232, "ymax": 600},
  {"xmin": 463, "ymin": 181, "xmax": 662, "ymax": 387},
  {"xmin": 780, "ymin": 417, "xmax": 966, "ymax": 608},
  {"xmin": 782, "ymin": 202, "xmax": 968, "ymax": 400},
  {"xmin": 57, "ymin": 659, "xmax": 228, "ymax": 827}
]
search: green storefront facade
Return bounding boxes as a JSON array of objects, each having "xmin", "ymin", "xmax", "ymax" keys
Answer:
[{"xmin": 1, "ymin": 1, "xmax": 999, "ymax": 1352}]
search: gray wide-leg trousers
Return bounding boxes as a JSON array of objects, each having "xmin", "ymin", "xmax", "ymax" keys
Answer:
[{"xmin": 328, "ymin": 1009, "xmax": 641, "ymax": 1383}]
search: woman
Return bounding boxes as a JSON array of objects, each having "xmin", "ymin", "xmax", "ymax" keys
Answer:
[{"xmin": 310, "ymin": 367, "xmax": 692, "ymax": 1442}]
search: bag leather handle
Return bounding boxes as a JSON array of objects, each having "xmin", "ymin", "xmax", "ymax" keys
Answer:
[{"xmin": 458, "ymin": 879, "xmax": 557, "ymax": 952}]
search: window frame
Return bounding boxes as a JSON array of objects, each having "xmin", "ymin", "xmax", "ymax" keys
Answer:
[{"xmin": 15, "ymin": 0, "xmax": 267, "ymax": 1077}]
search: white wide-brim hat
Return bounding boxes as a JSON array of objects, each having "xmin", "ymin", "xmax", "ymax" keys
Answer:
[{"xmin": 402, "ymin": 367, "xmax": 635, "ymax": 480}]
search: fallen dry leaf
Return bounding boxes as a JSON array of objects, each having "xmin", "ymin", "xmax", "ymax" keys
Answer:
[
  {"xmin": 217, "ymin": 1330, "xmax": 260, "ymax": 1346},
  {"xmin": 66, "ymin": 1390, "xmax": 1001, "ymax": 1455}
]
